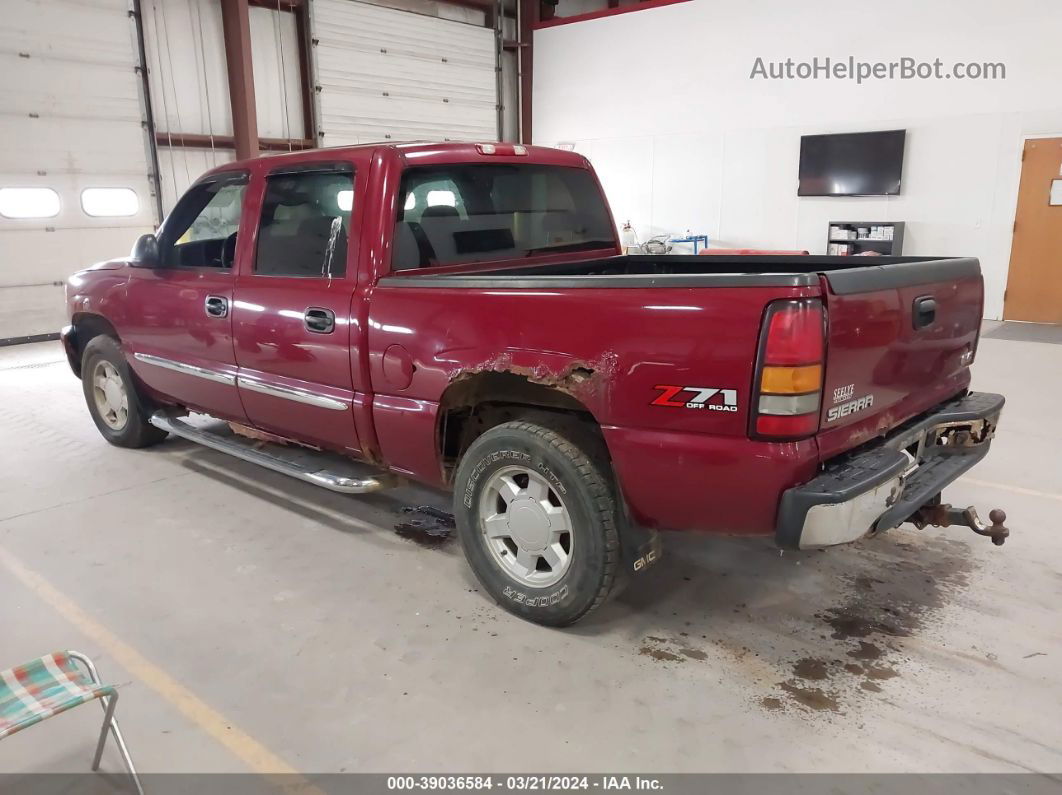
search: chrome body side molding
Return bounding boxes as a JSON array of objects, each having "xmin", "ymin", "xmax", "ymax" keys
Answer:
[
  {"xmin": 236, "ymin": 376, "xmax": 347, "ymax": 411},
  {"xmin": 132, "ymin": 353, "xmax": 236, "ymax": 386},
  {"xmin": 132, "ymin": 353, "xmax": 348, "ymax": 411}
]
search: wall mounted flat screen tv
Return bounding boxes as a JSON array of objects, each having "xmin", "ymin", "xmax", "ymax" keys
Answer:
[{"xmin": 798, "ymin": 129, "xmax": 906, "ymax": 196}]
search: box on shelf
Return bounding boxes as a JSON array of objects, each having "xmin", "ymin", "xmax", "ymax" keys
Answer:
[{"xmin": 826, "ymin": 221, "xmax": 904, "ymax": 255}]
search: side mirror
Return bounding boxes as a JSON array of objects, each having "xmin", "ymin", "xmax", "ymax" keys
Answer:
[{"xmin": 130, "ymin": 233, "xmax": 160, "ymax": 268}]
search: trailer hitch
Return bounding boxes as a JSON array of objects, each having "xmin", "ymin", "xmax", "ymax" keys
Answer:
[{"xmin": 908, "ymin": 502, "xmax": 1009, "ymax": 546}]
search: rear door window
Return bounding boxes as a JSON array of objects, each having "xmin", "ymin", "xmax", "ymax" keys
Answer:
[
  {"xmin": 255, "ymin": 168, "xmax": 354, "ymax": 278},
  {"xmin": 392, "ymin": 164, "xmax": 615, "ymax": 270}
]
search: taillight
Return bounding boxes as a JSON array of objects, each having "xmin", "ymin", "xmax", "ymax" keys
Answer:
[{"xmin": 750, "ymin": 299, "xmax": 825, "ymax": 440}]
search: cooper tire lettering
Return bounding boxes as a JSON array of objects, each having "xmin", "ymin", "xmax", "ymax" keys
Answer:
[{"xmin": 503, "ymin": 584, "xmax": 569, "ymax": 608}]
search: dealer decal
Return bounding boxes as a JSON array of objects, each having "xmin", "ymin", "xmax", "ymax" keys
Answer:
[
  {"xmin": 833, "ymin": 383, "xmax": 855, "ymax": 404},
  {"xmin": 651, "ymin": 385, "xmax": 738, "ymax": 412}
]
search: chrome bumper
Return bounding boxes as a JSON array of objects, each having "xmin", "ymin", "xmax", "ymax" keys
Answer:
[{"xmin": 775, "ymin": 391, "xmax": 1004, "ymax": 550}]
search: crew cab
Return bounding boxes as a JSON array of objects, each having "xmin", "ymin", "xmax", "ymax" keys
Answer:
[{"xmin": 62, "ymin": 142, "xmax": 1007, "ymax": 626}]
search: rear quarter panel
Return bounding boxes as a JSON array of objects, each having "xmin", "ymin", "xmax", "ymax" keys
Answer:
[
  {"xmin": 368, "ymin": 284, "xmax": 814, "ymax": 433},
  {"xmin": 366, "ymin": 281, "xmax": 821, "ymax": 534}
]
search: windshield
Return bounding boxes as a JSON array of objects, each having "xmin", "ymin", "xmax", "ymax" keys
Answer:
[{"xmin": 392, "ymin": 163, "xmax": 616, "ymax": 270}]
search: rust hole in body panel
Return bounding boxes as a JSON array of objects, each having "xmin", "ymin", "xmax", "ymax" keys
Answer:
[{"xmin": 448, "ymin": 351, "xmax": 619, "ymax": 401}]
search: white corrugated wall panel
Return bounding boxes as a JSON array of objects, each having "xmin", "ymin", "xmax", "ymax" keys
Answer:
[
  {"xmin": 249, "ymin": 6, "xmax": 305, "ymax": 141},
  {"xmin": 156, "ymin": 147, "xmax": 237, "ymax": 214},
  {"xmin": 144, "ymin": 1, "xmax": 303, "ymax": 212},
  {"xmin": 313, "ymin": 0, "xmax": 498, "ymax": 145},
  {"xmin": 142, "ymin": 0, "xmax": 232, "ymax": 138},
  {"xmin": 0, "ymin": 0, "xmax": 154, "ymax": 340}
]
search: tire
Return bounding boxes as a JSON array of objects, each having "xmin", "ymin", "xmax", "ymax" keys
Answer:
[
  {"xmin": 81, "ymin": 335, "xmax": 168, "ymax": 449},
  {"xmin": 453, "ymin": 420, "xmax": 620, "ymax": 626}
]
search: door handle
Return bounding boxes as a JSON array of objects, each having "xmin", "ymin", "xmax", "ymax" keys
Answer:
[
  {"xmin": 204, "ymin": 295, "xmax": 228, "ymax": 318},
  {"xmin": 912, "ymin": 296, "xmax": 936, "ymax": 329},
  {"xmin": 304, "ymin": 307, "xmax": 335, "ymax": 334}
]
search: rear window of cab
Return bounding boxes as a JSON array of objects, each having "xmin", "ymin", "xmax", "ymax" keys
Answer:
[{"xmin": 392, "ymin": 164, "xmax": 615, "ymax": 270}]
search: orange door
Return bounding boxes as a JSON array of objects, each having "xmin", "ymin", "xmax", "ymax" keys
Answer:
[{"xmin": 1004, "ymin": 137, "xmax": 1062, "ymax": 323}]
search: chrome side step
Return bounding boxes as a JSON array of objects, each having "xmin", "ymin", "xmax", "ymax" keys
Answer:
[{"xmin": 149, "ymin": 412, "xmax": 397, "ymax": 495}]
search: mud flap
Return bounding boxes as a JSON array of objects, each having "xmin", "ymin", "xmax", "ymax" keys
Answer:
[{"xmin": 620, "ymin": 520, "xmax": 663, "ymax": 575}]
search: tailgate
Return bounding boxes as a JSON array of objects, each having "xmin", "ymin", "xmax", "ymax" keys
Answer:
[{"xmin": 817, "ymin": 257, "xmax": 983, "ymax": 460}]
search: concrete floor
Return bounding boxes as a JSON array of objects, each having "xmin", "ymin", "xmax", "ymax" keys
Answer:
[{"xmin": 1, "ymin": 325, "xmax": 1061, "ymax": 778}]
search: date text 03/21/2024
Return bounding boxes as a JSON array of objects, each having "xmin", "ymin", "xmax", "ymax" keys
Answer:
[{"xmin": 386, "ymin": 776, "xmax": 664, "ymax": 791}]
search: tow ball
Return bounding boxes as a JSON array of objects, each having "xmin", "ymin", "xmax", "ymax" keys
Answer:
[{"xmin": 908, "ymin": 502, "xmax": 1010, "ymax": 546}]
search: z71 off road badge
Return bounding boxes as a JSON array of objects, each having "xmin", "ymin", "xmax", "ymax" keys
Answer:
[{"xmin": 651, "ymin": 385, "xmax": 738, "ymax": 412}]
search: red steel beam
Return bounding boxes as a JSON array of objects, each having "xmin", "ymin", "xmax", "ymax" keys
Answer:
[
  {"xmin": 534, "ymin": 0, "xmax": 689, "ymax": 28},
  {"xmin": 519, "ymin": 0, "xmax": 538, "ymax": 143},
  {"xmin": 247, "ymin": 0, "xmax": 301, "ymax": 10},
  {"xmin": 220, "ymin": 0, "xmax": 260, "ymax": 160},
  {"xmin": 155, "ymin": 132, "xmax": 314, "ymax": 152}
]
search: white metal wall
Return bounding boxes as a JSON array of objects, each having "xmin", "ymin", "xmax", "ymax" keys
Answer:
[
  {"xmin": 313, "ymin": 0, "xmax": 498, "ymax": 145},
  {"xmin": 0, "ymin": 0, "xmax": 155, "ymax": 340},
  {"xmin": 143, "ymin": 0, "xmax": 302, "ymax": 214},
  {"xmin": 157, "ymin": 147, "xmax": 238, "ymax": 216},
  {"xmin": 143, "ymin": 0, "xmax": 232, "ymax": 139},
  {"xmin": 534, "ymin": 0, "xmax": 1062, "ymax": 320},
  {"xmin": 249, "ymin": 5, "xmax": 304, "ymax": 141}
]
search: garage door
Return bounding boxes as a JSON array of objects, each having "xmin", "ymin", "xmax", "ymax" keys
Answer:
[
  {"xmin": 0, "ymin": 0, "xmax": 155, "ymax": 342},
  {"xmin": 313, "ymin": 0, "xmax": 498, "ymax": 146}
]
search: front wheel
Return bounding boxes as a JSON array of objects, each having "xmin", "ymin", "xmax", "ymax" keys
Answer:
[
  {"xmin": 81, "ymin": 335, "xmax": 168, "ymax": 449},
  {"xmin": 453, "ymin": 420, "xmax": 621, "ymax": 626}
]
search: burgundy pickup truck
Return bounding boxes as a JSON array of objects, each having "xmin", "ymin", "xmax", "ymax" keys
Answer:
[{"xmin": 63, "ymin": 142, "xmax": 1007, "ymax": 625}]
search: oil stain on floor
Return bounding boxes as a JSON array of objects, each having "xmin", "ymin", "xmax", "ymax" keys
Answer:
[
  {"xmin": 639, "ymin": 635, "xmax": 711, "ymax": 663},
  {"xmin": 631, "ymin": 530, "xmax": 976, "ymax": 716},
  {"xmin": 766, "ymin": 534, "xmax": 973, "ymax": 713},
  {"xmin": 394, "ymin": 505, "xmax": 456, "ymax": 548}
]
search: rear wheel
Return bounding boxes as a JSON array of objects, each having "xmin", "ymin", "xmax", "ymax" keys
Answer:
[
  {"xmin": 453, "ymin": 420, "xmax": 620, "ymax": 626},
  {"xmin": 81, "ymin": 336, "xmax": 168, "ymax": 448}
]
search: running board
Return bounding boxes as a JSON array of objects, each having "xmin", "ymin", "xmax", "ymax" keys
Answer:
[{"xmin": 149, "ymin": 412, "xmax": 397, "ymax": 495}]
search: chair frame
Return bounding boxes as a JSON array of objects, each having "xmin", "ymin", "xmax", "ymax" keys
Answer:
[{"xmin": 66, "ymin": 651, "xmax": 144, "ymax": 795}]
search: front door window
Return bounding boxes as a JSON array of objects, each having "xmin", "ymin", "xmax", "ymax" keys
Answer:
[{"xmin": 160, "ymin": 176, "xmax": 247, "ymax": 269}]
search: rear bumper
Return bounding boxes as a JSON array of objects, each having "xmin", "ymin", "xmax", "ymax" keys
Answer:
[{"xmin": 776, "ymin": 391, "xmax": 1004, "ymax": 549}]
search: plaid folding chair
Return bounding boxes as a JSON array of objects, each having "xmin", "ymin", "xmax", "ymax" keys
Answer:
[{"xmin": 0, "ymin": 650, "xmax": 143, "ymax": 794}]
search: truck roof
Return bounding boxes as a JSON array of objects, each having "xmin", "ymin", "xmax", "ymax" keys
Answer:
[{"xmin": 204, "ymin": 141, "xmax": 589, "ymax": 178}]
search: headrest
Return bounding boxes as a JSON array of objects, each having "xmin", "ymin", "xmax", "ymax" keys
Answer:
[{"xmin": 420, "ymin": 205, "xmax": 460, "ymax": 220}]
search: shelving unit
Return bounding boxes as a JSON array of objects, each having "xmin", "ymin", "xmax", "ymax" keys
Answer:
[{"xmin": 827, "ymin": 221, "xmax": 905, "ymax": 256}]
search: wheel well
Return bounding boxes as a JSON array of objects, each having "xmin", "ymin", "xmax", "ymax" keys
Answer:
[
  {"xmin": 437, "ymin": 371, "xmax": 609, "ymax": 484},
  {"xmin": 69, "ymin": 313, "xmax": 120, "ymax": 377}
]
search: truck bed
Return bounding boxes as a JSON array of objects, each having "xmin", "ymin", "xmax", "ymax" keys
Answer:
[
  {"xmin": 378, "ymin": 251, "xmax": 984, "ymax": 508},
  {"xmin": 387, "ymin": 254, "xmax": 980, "ymax": 294}
]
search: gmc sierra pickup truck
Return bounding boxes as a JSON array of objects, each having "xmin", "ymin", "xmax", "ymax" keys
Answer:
[{"xmin": 63, "ymin": 142, "xmax": 1007, "ymax": 626}]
